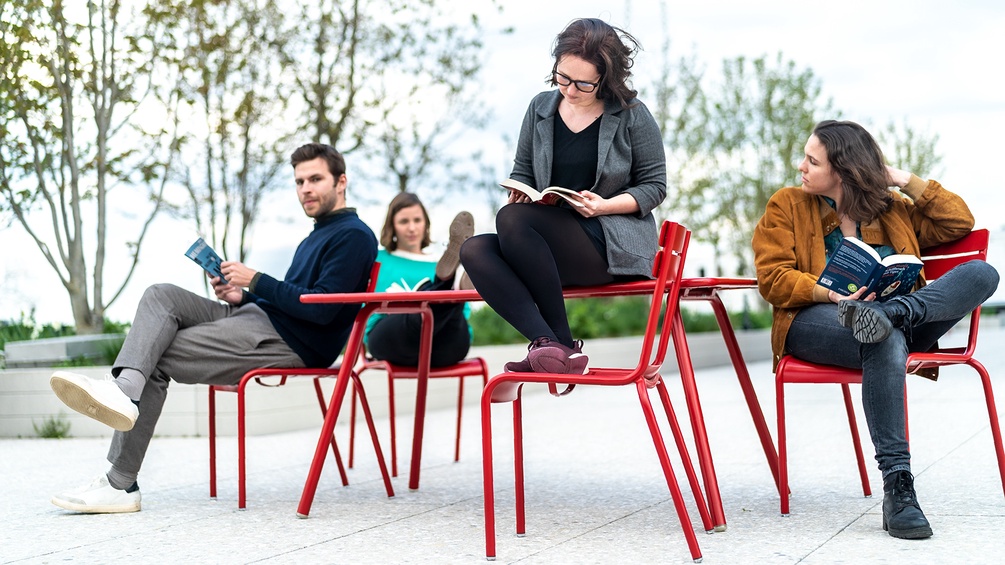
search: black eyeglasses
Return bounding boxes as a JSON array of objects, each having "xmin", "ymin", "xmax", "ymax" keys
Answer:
[{"xmin": 552, "ymin": 70, "xmax": 599, "ymax": 93}]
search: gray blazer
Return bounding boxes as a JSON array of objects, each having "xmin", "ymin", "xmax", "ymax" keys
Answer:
[{"xmin": 509, "ymin": 90, "xmax": 667, "ymax": 277}]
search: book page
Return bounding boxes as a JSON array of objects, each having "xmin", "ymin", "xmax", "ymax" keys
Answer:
[{"xmin": 500, "ymin": 178, "xmax": 584, "ymax": 207}]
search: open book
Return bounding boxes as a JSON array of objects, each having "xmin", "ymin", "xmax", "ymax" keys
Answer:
[
  {"xmin": 500, "ymin": 178, "xmax": 585, "ymax": 208},
  {"xmin": 816, "ymin": 236, "xmax": 922, "ymax": 301},
  {"xmin": 184, "ymin": 237, "xmax": 227, "ymax": 284}
]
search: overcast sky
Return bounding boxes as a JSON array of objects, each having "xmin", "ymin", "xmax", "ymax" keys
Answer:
[{"xmin": 3, "ymin": 0, "xmax": 1004, "ymax": 325}]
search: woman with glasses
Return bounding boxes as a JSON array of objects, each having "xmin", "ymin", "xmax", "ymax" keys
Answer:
[{"xmin": 460, "ymin": 18, "xmax": 666, "ymax": 373}]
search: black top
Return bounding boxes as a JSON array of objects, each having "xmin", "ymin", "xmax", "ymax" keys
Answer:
[{"xmin": 552, "ymin": 114, "xmax": 606, "ymax": 256}]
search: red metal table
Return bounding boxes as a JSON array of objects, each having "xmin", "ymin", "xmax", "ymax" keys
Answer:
[{"xmin": 296, "ymin": 279, "xmax": 777, "ymax": 528}]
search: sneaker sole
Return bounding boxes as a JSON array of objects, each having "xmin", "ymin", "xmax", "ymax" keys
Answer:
[
  {"xmin": 50, "ymin": 374, "xmax": 136, "ymax": 432},
  {"xmin": 50, "ymin": 495, "xmax": 141, "ymax": 514},
  {"xmin": 838, "ymin": 302, "xmax": 892, "ymax": 344},
  {"xmin": 436, "ymin": 212, "xmax": 474, "ymax": 281}
]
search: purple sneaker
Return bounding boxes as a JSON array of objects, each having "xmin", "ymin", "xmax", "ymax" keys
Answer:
[
  {"xmin": 528, "ymin": 338, "xmax": 589, "ymax": 374},
  {"xmin": 504, "ymin": 337, "xmax": 548, "ymax": 373}
]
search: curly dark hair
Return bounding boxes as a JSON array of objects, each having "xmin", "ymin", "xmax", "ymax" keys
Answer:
[
  {"xmin": 812, "ymin": 120, "xmax": 893, "ymax": 222},
  {"xmin": 548, "ymin": 18, "xmax": 641, "ymax": 109},
  {"xmin": 380, "ymin": 192, "xmax": 431, "ymax": 251}
]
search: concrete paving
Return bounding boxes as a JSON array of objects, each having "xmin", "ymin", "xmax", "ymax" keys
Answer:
[{"xmin": 3, "ymin": 323, "xmax": 1005, "ymax": 564}]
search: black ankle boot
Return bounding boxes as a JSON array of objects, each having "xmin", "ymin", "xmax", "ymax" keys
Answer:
[
  {"xmin": 838, "ymin": 299, "xmax": 910, "ymax": 343},
  {"xmin": 882, "ymin": 470, "xmax": 933, "ymax": 539}
]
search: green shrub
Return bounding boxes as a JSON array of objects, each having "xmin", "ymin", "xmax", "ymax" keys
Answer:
[
  {"xmin": 33, "ymin": 413, "xmax": 72, "ymax": 439},
  {"xmin": 2, "ymin": 311, "xmax": 129, "ymax": 367},
  {"xmin": 469, "ymin": 296, "xmax": 769, "ymax": 346}
]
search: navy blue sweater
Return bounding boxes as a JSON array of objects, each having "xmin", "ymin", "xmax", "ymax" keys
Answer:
[{"xmin": 248, "ymin": 209, "xmax": 377, "ymax": 367}]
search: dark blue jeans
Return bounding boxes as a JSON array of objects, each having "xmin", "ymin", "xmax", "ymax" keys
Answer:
[{"xmin": 785, "ymin": 260, "xmax": 999, "ymax": 476}]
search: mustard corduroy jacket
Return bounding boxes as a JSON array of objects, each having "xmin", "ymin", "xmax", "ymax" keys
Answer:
[{"xmin": 752, "ymin": 174, "xmax": 975, "ymax": 371}]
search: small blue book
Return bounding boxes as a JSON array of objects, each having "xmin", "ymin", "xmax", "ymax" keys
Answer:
[
  {"xmin": 816, "ymin": 236, "xmax": 922, "ymax": 301},
  {"xmin": 184, "ymin": 238, "xmax": 227, "ymax": 284}
]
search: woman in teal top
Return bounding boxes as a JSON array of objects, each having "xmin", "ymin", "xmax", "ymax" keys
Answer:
[{"xmin": 364, "ymin": 192, "xmax": 473, "ymax": 367}]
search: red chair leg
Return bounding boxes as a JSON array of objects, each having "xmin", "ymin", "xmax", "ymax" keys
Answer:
[
  {"xmin": 313, "ymin": 378, "xmax": 349, "ymax": 487},
  {"xmin": 454, "ymin": 376, "xmax": 464, "ymax": 462},
  {"xmin": 973, "ymin": 360, "xmax": 1005, "ymax": 495},
  {"xmin": 639, "ymin": 381, "xmax": 703, "ymax": 561},
  {"xmin": 388, "ymin": 373, "xmax": 398, "ymax": 478},
  {"xmin": 349, "ymin": 373, "xmax": 394, "ymax": 498},
  {"xmin": 209, "ymin": 385, "xmax": 218, "ymax": 499},
  {"xmin": 708, "ymin": 295, "xmax": 782, "ymax": 492},
  {"xmin": 655, "ymin": 380, "xmax": 714, "ymax": 532},
  {"xmin": 840, "ymin": 384, "xmax": 871, "ymax": 497},
  {"xmin": 481, "ymin": 386, "xmax": 498, "ymax": 560},
  {"xmin": 237, "ymin": 381, "xmax": 248, "ymax": 509},
  {"xmin": 348, "ymin": 384, "xmax": 358, "ymax": 469},
  {"xmin": 671, "ymin": 313, "xmax": 726, "ymax": 530},
  {"xmin": 776, "ymin": 376, "xmax": 790, "ymax": 516},
  {"xmin": 513, "ymin": 395, "xmax": 525, "ymax": 536}
]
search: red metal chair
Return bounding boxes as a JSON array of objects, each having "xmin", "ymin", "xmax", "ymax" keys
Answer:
[
  {"xmin": 347, "ymin": 350, "xmax": 489, "ymax": 477},
  {"xmin": 775, "ymin": 229, "xmax": 1005, "ymax": 515},
  {"xmin": 208, "ymin": 263, "xmax": 394, "ymax": 508},
  {"xmin": 480, "ymin": 221, "xmax": 712, "ymax": 563}
]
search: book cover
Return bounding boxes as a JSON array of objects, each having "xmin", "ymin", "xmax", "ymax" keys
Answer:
[
  {"xmin": 184, "ymin": 237, "xmax": 227, "ymax": 284},
  {"xmin": 815, "ymin": 236, "xmax": 922, "ymax": 301},
  {"xmin": 500, "ymin": 178, "xmax": 585, "ymax": 208}
]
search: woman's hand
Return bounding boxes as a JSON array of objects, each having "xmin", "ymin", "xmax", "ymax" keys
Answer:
[
  {"xmin": 574, "ymin": 191, "xmax": 605, "ymax": 217},
  {"xmin": 885, "ymin": 165, "xmax": 912, "ymax": 189},
  {"xmin": 829, "ymin": 286, "xmax": 876, "ymax": 304},
  {"xmin": 507, "ymin": 190, "xmax": 532, "ymax": 205},
  {"xmin": 574, "ymin": 191, "xmax": 640, "ymax": 218}
]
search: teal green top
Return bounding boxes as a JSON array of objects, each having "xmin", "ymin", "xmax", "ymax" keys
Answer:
[{"xmin": 363, "ymin": 248, "xmax": 471, "ymax": 340}]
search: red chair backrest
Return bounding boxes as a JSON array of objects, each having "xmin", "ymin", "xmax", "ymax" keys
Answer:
[
  {"xmin": 638, "ymin": 221, "xmax": 690, "ymax": 376},
  {"xmin": 366, "ymin": 262, "xmax": 381, "ymax": 293},
  {"xmin": 920, "ymin": 229, "xmax": 989, "ymax": 280}
]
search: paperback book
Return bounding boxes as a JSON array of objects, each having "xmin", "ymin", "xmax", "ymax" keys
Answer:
[
  {"xmin": 185, "ymin": 238, "xmax": 227, "ymax": 284},
  {"xmin": 816, "ymin": 236, "xmax": 922, "ymax": 301}
]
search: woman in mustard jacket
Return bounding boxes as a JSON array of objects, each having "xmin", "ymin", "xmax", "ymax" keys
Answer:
[{"xmin": 752, "ymin": 120, "xmax": 999, "ymax": 540}]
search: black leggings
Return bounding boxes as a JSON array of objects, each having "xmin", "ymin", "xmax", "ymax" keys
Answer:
[
  {"xmin": 365, "ymin": 277, "xmax": 471, "ymax": 367},
  {"xmin": 459, "ymin": 203, "xmax": 612, "ymax": 346}
]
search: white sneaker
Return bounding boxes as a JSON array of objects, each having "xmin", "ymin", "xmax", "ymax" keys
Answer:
[
  {"xmin": 50, "ymin": 371, "xmax": 139, "ymax": 432},
  {"xmin": 51, "ymin": 475, "xmax": 141, "ymax": 513}
]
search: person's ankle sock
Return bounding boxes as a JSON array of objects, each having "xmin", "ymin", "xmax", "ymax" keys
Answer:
[
  {"xmin": 114, "ymin": 368, "xmax": 146, "ymax": 402},
  {"xmin": 106, "ymin": 467, "xmax": 138, "ymax": 491}
]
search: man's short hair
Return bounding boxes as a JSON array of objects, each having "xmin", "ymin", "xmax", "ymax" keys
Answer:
[{"xmin": 290, "ymin": 143, "xmax": 346, "ymax": 177}]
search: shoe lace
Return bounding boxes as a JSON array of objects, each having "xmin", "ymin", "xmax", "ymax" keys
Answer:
[
  {"xmin": 892, "ymin": 472, "xmax": 919, "ymax": 505},
  {"xmin": 528, "ymin": 337, "xmax": 553, "ymax": 351}
]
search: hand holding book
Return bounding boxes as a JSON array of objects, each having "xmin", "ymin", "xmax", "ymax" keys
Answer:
[
  {"xmin": 816, "ymin": 236, "xmax": 922, "ymax": 302},
  {"xmin": 501, "ymin": 178, "xmax": 586, "ymax": 208},
  {"xmin": 185, "ymin": 238, "xmax": 227, "ymax": 284}
]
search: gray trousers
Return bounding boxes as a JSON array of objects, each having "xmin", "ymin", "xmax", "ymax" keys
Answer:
[{"xmin": 107, "ymin": 283, "xmax": 304, "ymax": 476}]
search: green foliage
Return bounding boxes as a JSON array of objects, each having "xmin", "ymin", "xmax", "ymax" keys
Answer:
[
  {"xmin": 0, "ymin": 310, "xmax": 75, "ymax": 351},
  {"xmin": 650, "ymin": 47, "xmax": 943, "ymax": 279},
  {"xmin": 875, "ymin": 119, "xmax": 944, "ymax": 178},
  {"xmin": 663, "ymin": 53, "xmax": 832, "ymax": 277},
  {"xmin": 469, "ymin": 306, "xmax": 524, "ymax": 346},
  {"xmin": 469, "ymin": 298, "xmax": 770, "ymax": 346},
  {"xmin": 1, "ymin": 0, "xmax": 173, "ymax": 334},
  {"xmin": 33, "ymin": 412, "xmax": 71, "ymax": 439},
  {"xmin": 1, "ymin": 312, "xmax": 129, "ymax": 366}
]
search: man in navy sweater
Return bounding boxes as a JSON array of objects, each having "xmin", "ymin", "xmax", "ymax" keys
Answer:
[{"xmin": 48, "ymin": 143, "xmax": 377, "ymax": 513}]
